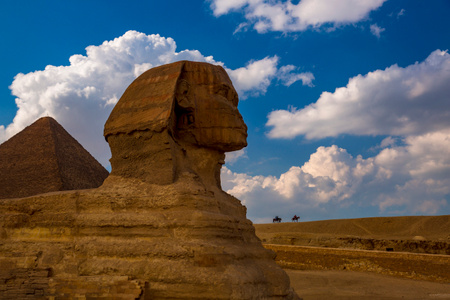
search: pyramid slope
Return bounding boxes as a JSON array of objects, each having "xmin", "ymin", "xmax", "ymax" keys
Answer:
[{"xmin": 0, "ymin": 117, "xmax": 109, "ymax": 199}]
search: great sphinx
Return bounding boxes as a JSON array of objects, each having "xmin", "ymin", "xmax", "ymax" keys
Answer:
[{"xmin": 0, "ymin": 61, "xmax": 300, "ymax": 299}]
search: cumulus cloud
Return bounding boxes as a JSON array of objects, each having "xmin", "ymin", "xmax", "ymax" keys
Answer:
[
  {"xmin": 225, "ymin": 149, "xmax": 248, "ymax": 165},
  {"xmin": 267, "ymin": 49, "xmax": 450, "ymax": 139},
  {"xmin": 223, "ymin": 146, "xmax": 371, "ymax": 211},
  {"xmin": 226, "ymin": 56, "xmax": 314, "ymax": 98},
  {"xmin": 210, "ymin": 0, "xmax": 387, "ymax": 33},
  {"xmin": 223, "ymin": 131, "xmax": 450, "ymax": 222},
  {"xmin": 211, "ymin": 0, "xmax": 249, "ymax": 16},
  {"xmin": 224, "ymin": 49, "xmax": 450, "ymax": 222},
  {"xmin": 226, "ymin": 57, "xmax": 279, "ymax": 97},
  {"xmin": 0, "ymin": 30, "xmax": 311, "ymax": 166},
  {"xmin": 370, "ymin": 23, "xmax": 385, "ymax": 38}
]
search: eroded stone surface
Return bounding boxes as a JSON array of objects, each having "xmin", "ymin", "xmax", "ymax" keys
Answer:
[
  {"xmin": 104, "ymin": 61, "xmax": 247, "ymax": 188},
  {"xmin": 0, "ymin": 61, "xmax": 299, "ymax": 299}
]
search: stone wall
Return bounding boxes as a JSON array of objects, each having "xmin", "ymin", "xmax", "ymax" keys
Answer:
[{"xmin": 265, "ymin": 244, "xmax": 450, "ymax": 283}]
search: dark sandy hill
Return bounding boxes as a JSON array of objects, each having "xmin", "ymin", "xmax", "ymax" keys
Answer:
[
  {"xmin": 0, "ymin": 117, "xmax": 109, "ymax": 199},
  {"xmin": 255, "ymin": 215, "xmax": 450, "ymax": 254},
  {"xmin": 257, "ymin": 217, "xmax": 449, "ymax": 283}
]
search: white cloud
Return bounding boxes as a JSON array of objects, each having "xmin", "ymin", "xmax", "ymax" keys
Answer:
[
  {"xmin": 226, "ymin": 57, "xmax": 279, "ymax": 97},
  {"xmin": 267, "ymin": 49, "xmax": 450, "ymax": 139},
  {"xmin": 251, "ymin": 49, "xmax": 450, "ymax": 221},
  {"xmin": 1, "ymin": 30, "xmax": 311, "ymax": 166},
  {"xmin": 225, "ymin": 149, "xmax": 248, "ymax": 165},
  {"xmin": 226, "ymin": 56, "xmax": 314, "ymax": 98},
  {"xmin": 223, "ymin": 131, "xmax": 450, "ymax": 222},
  {"xmin": 222, "ymin": 167, "xmax": 267, "ymax": 201},
  {"xmin": 375, "ymin": 130, "xmax": 450, "ymax": 179},
  {"xmin": 233, "ymin": 22, "xmax": 250, "ymax": 34},
  {"xmin": 210, "ymin": 0, "xmax": 248, "ymax": 16},
  {"xmin": 210, "ymin": 0, "xmax": 387, "ymax": 33},
  {"xmin": 277, "ymin": 65, "xmax": 315, "ymax": 87},
  {"xmin": 380, "ymin": 136, "xmax": 397, "ymax": 148},
  {"xmin": 370, "ymin": 23, "xmax": 385, "ymax": 38}
]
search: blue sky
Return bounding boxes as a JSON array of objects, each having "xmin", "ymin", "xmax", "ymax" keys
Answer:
[{"xmin": 1, "ymin": 0, "xmax": 449, "ymax": 222}]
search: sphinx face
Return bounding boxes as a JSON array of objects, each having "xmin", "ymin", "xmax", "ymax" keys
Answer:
[
  {"xmin": 174, "ymin": 65, "xmax": 247, "ymax": 152},
  {"xmin": 104, "ymin": 61, "xmax": 247, "ymax": 185}
]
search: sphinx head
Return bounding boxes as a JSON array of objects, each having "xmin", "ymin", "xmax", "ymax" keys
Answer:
[
  {"xmin": 104, "ymin": 61, "xmax": 247, "ymax": 187},
  {"xmin": 173, "ymin": 62, "xmax": 247, "ymax": 150}
]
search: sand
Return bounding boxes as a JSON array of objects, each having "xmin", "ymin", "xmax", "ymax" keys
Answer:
[
  {"xmin": 287, "ymin": 269, "xmax": 450, "ymax": 300},
  {"xmin": 255, "ymin": 215, "xmax": 450, "ymax": 240},
  {"xmin": 255, "ymin": 215, "xmax": 450, "ymax": 254},
  {"xmin": 256, "ymin": 216, "xmax": 450, "ymax": 298}
]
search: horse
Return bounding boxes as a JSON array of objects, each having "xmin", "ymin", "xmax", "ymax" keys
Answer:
[
  {"xmin": 273, "ymin": 216, "xmax": 282, "ymax": 223},
  {"xmin": 292, "ymin": 215, "xmax": 300, "ymax": 222}
]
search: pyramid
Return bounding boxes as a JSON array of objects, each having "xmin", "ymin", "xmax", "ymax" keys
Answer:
[{"xmin": 0, "ymin": 117, "xmax": 109, "ymax": 199}]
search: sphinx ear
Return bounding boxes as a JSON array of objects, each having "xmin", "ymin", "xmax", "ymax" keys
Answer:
[
  {"xmin": 175, "ymin": 79, "xmax": 194, "ymax": 109},
  {"xmin": 175, "ymin": 79, "xmax": 195, "ymax": 127}
]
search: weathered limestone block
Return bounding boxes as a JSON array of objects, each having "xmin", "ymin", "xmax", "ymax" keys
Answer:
[{"xmin": 0, "ymin": 61, "xmax": 300, "ymax": 299}]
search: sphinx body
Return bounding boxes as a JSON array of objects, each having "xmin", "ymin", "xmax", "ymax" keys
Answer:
[{"xmin": 0, "ymin": 61, "xmax": 299, "ymax": 299}]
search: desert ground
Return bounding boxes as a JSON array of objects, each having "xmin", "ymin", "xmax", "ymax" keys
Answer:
[
  {"xmin": 255, "ymin": 215, "xmax": 450, "ymax": 299},
  {"xmin": 254, "ymin": 215, "xmax": 449, "ymax": 254},
  {"xmin": 286, "ymin": 269, "xmax": 450, "ymax": 300}
]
